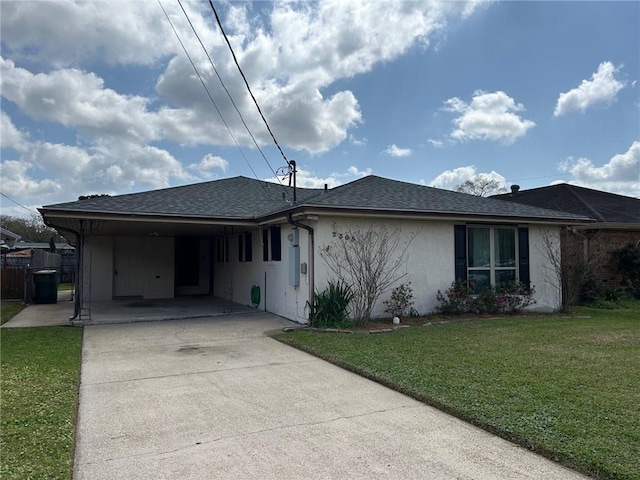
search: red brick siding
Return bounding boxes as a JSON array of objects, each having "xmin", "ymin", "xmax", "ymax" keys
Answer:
[{"xmin": 562, "ymin": 229, "xmax": 640, "ymax": 292}]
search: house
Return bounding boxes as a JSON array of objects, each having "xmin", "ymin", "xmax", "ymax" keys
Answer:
[
  {"xmin": 39, "ymin": 175, "xmax": 592, "ymax": 323},
  {"xmin": 493, "ymin": 184, "xmax": 640, "ymax": 301},
  {"xmin": 1, "ymin": 227, "xmax": 22, "ymax": 251}
]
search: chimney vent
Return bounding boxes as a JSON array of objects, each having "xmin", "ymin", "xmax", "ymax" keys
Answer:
[
  {"xmin": 324, "ymin": 183, "xmax": 328, "ymax": 192},
  {"xmin": 511, "ymin": 184, "xmax": 520, "ymax": 195}
]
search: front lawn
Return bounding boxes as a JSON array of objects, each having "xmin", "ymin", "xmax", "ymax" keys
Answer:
[
  {"xmin": 277, "ymin": 301, "xmax": 640, "ymax": 480},
  {"xmin": 0, "ymin": 300, "xmax": 25, "ymax": 325},
  {"xmin": 1, "ymin": 327, "xmax": 83, "ymax": 480}
]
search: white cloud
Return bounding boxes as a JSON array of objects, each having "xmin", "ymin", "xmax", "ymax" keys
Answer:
[
  {"xmin": 383, "ymin": 144, "xmax": 413, "ymax": 157},
  {"xmin": 427, "ymin": 138, "xmax": 444, "ymax": 148},
  {"xmin": 1, "ymin": 1, "xmax": 481, "ymax": 155},
  {"xmin": 442, "ymin": 90, "xmax": 535, "ymax": 144},
  {"xmin": 0, "ymin": 159, "xmax": 62, "ymax": 200},
  {"xmin": 188, "ymin": 154, "xmax": 229, "ymax": 175},
  {"xmin": 0, "ymin": 1, "xmax": 180, "ymax": 66},
  {"xmin": 347, "ymin": 165, "xmax": 373, "ymax": 177},
  {"xmin": 557, "ymin": 141, "xmax": 640, "ymax": 196},
  {"xmin": 554, "ymin": 62, "xmax": 627, "ymax": 117},
  {"xmin": 349, "ymin": 134, "xmax": 368, "ymax": 146},
  {"xmin": 263, "ymin": 165, "xmax": 371, "ymax": 189},
  {"xmin": 0, "ymin": 111, "xmax": 28, "ymax": 151},
  {"xmin": 1, "ymin": 58, "xmax": 158, "ymax": 143},
  {"xmin": 0, "ymin": 138, "xmax": 193, "ymax": 207},
  {"xmin": 430, "ymin": 165, "xmax": 507, "ymax": 192}
]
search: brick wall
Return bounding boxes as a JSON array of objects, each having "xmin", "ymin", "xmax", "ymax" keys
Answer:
[{"xmin": 562, "ymin": 228, "xmax": 640, "ymax": 296}]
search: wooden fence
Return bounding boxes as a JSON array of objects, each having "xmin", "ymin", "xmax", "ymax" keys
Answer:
[{"xmin": 1, "ymin": 268, "xmax": 25, "ymax": 300}]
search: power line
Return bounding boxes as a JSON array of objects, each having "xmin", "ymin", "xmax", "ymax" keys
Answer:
[
  {"xmin": 208, "ymin": 0, "xmax": 291, "ymax": 169},
  {"xmin": 0, "ymin": 191, "xmax": 39, "ymax": 216},
  {"xmin": 157, "ymin": 0, "xmax": 264, "ymax": 186},
  {"xmin": 176, "ymin": 0, "xmax": 284, "ymax": 185}
]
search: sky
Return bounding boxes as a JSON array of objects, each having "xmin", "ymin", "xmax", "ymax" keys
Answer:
[{"xmin": 1, "ymin": 0, "xmax": 639, "ymax": 219}]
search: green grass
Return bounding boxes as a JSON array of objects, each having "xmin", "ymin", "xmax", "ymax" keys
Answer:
[
  {"xmin": 1, "ymin": 327, "xmax": 83, "ymax": 480},
  {"xmin": 57, "ymin": 283, "xmax": 74, "ymax": 292},
  {"xmin": 277, "ymin": 301, "xmax": 640, "ymax": 480},
  {"xmin": 1, "ymin": 300, "xmax": 25, "ymax": 325}
]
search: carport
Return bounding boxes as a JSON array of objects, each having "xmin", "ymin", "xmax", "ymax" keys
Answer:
[
  {"xmin": 40, "ymin": 209, "xmax": 256, "ymax": 324},
  {"xmin": 1, "ymin": 296, "xmax": 261, "ymax": 328}
]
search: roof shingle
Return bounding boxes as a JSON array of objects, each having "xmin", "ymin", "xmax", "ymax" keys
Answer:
[
  {"xmin": 493, "ymin": 184, "xmax": 640, "ymax": 223},
  {"xmin": 42, "ymin": 175, "xmax": 592, "ymax": 222}
]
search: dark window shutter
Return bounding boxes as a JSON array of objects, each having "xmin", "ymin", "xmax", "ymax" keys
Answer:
[
  {"xmin": 262, "ymin": 229, "xmax": 269, "ymax": 261},
  {"xmin": 238, "ymin": 235, "xmax": 243, "ymax": 262},
  {"xmin": 518, "ymin": 227, "xmax": 530, "ymax": 286},
  {"xmin": 454, "ymin": 225, "xmax": 467, "ymax": 283},
  {"xmin": 271, "ymin": 226, "xmax": 282, "ymax": 261},
  {"xmin": 245, "ymin": 232, "xmax": 252, "ymax": 262}
]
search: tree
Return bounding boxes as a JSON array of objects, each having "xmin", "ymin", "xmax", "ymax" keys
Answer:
[
  {"xmin": 455, "ymin": 177, "xmax": 506, "ymax": 197},
  {"xmin": 0, "ymin": 214, "xmax": 64, "ymax": 243},
  {"xmin": 319, "ymin": 223, "xmax": 416, "ymax": 325},
  {"xmin": 538, "ymin": 228, "xmax": 600, "ymax": 312}
]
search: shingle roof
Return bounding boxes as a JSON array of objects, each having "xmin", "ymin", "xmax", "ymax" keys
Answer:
[
  {"xmin": 41, "ymin": 175, "xmax": 592, "ymax": 222},
  {"xmin": 492, "ymin": 183, "xmax": 640, "ymax": 223},
  {"xmin": 298, "ymin": 176, "xmax": 590, "ymax": 221},
  {"xmin": 43, "ymin": 177, "xmax": 322, "ymax": 219}
]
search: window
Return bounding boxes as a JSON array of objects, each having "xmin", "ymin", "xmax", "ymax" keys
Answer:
[
  {"xmin": 238, "ymin": 232, "xmax": 252, "ymax": 262},
  {"xmin": 262, "ymin": 226, "xmax": 281, "ymax": 262},
  {"xmin": 215, "ymin": 237, "xmax": 229, "ymax": 263},
  {"xmin": 456, "ymin": 225, "xmax": 529, "ymax": 292}
]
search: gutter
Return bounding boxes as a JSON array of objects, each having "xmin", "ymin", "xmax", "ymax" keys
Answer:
[{"xmin": 286, "ymin": 214, "xmax": 314, "ymax": 315}]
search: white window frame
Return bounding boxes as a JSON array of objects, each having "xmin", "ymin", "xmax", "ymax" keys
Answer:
[{"xmin": 467, "ymin": 226, "xmax": 519, "ymax": 290}]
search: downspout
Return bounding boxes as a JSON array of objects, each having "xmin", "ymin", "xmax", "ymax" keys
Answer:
[
  {"xmin": 568, "ymin": 226, "xmax": 589, "ymax": 262},
  {"xmin": 42, "ymin": 220, "xmax": 82, "ymax": 322},
  {"xmin": 287, "ymin": 214, "xmax": 314, "ymax": 315}
]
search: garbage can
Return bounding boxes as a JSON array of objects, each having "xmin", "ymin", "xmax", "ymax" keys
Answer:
[{"xmin": 33, "ymin": 269, "xmax": 59, "ymax": 304}]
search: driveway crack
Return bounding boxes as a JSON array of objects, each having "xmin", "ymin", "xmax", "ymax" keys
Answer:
[{"xmin": 82, "ymin": 404, "xmax": 420, "ymax": 466}]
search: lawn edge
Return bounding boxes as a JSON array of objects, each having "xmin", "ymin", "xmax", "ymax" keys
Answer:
[
  {"xmin": 69, "ymin": 326, "xmax": 85, "ymax": 480},
  {"xmin": 274, "ymin": 333, "xmax": 600, "ymax": 480}
]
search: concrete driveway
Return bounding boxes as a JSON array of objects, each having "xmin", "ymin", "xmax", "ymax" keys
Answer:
[{"xmin": 75, "ymin": 312, "xmax": 587, "ymax": 480}]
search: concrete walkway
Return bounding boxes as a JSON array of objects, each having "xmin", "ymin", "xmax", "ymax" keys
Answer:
[{"xmin": 74, "ymin": 313, "xmax": 588, "ymax": 480}]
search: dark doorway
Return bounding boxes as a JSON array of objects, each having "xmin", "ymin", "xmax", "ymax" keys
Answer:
[{"xmin": 175, "ymin": 237, "xmax": 200, "ymax": 287}]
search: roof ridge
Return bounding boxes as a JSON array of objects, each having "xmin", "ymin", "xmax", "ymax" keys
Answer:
[{"xmin": 562, "ymin": 184, "xmax": 606, "ymax": 222}]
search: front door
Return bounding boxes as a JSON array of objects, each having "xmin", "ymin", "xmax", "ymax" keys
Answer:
[{"xmin": 114, "ymin": 237, "xmax": 144, "ymax": 297}]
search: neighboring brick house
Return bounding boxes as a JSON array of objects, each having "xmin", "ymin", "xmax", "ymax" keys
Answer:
[{"xmin": 494, "ymin": 184, "xmax": 640, "ymax": 300}]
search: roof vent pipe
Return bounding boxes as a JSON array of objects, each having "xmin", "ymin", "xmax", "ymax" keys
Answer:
[
  {"xmin": 324, "ymin": 183, "xmax": 328, "ymax": 192},
  {"xmin": 511, "ymin": 184, "xmax": 520, "ymax": 195}
]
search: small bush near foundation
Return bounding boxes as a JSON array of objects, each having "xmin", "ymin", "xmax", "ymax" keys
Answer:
[
  {"xmin": 383, "ymin": 283, "xmax": 418, "ymax": 318},
  {"xmin": 436, "ymin": 281, "xmax": 535, "ymax": 315},
  {"xmin": 435, "ymin": 281, "xmax": 475, "ymax": 315},
  {"xmin": 307, "ymin": 280, "xmax": 354, "ymax": 328}
]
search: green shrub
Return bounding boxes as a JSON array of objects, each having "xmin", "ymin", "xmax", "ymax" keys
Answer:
[
  {"xmin": 616, "ymin": 244, "xmax": 640, "ymax": 298},
  {"xmin": 307, "ymin": 280, "xmax": 354, "ymax": 328},
  {"xmin": 436, "ymin": 281, "xmax": 535, "ymax": 315},
  {"xmin": 383, "ymin": 283, "xmax": 418, "ymax": 317},
  {"xmin": 435, "ymin": 281, "xmax": 474, "ymax": 315}
]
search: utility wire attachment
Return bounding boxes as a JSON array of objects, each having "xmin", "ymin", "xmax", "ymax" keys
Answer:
[{"xmin": 208, "ymin": 0, "xmax": 291, "ymax": 168}]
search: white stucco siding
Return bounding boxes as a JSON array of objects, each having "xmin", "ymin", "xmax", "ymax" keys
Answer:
[
  {"xmin": 314, "ymin": 217, "xmax": 563, "ymax": 319},
  {"xmin": 216, "ymin": 224, "xmax": 312, "ymax": 322},
  {"xmin": 83, "ymin": 235, "xmax": 113, "ymax": 302},
  {"xmin": 528, "ymin": 225, "xmax": 562, "ymax": 311},
  {"xmin": 84, "ymin": 235, "xmax": 175, "ymax": 301},
  {"xmin": 314, "ymin": 217, "xmax": 455, "ymax": 319},
  {"xmin": 143, "ymin": 237, "xmax": 174, "ymax": 299}
]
